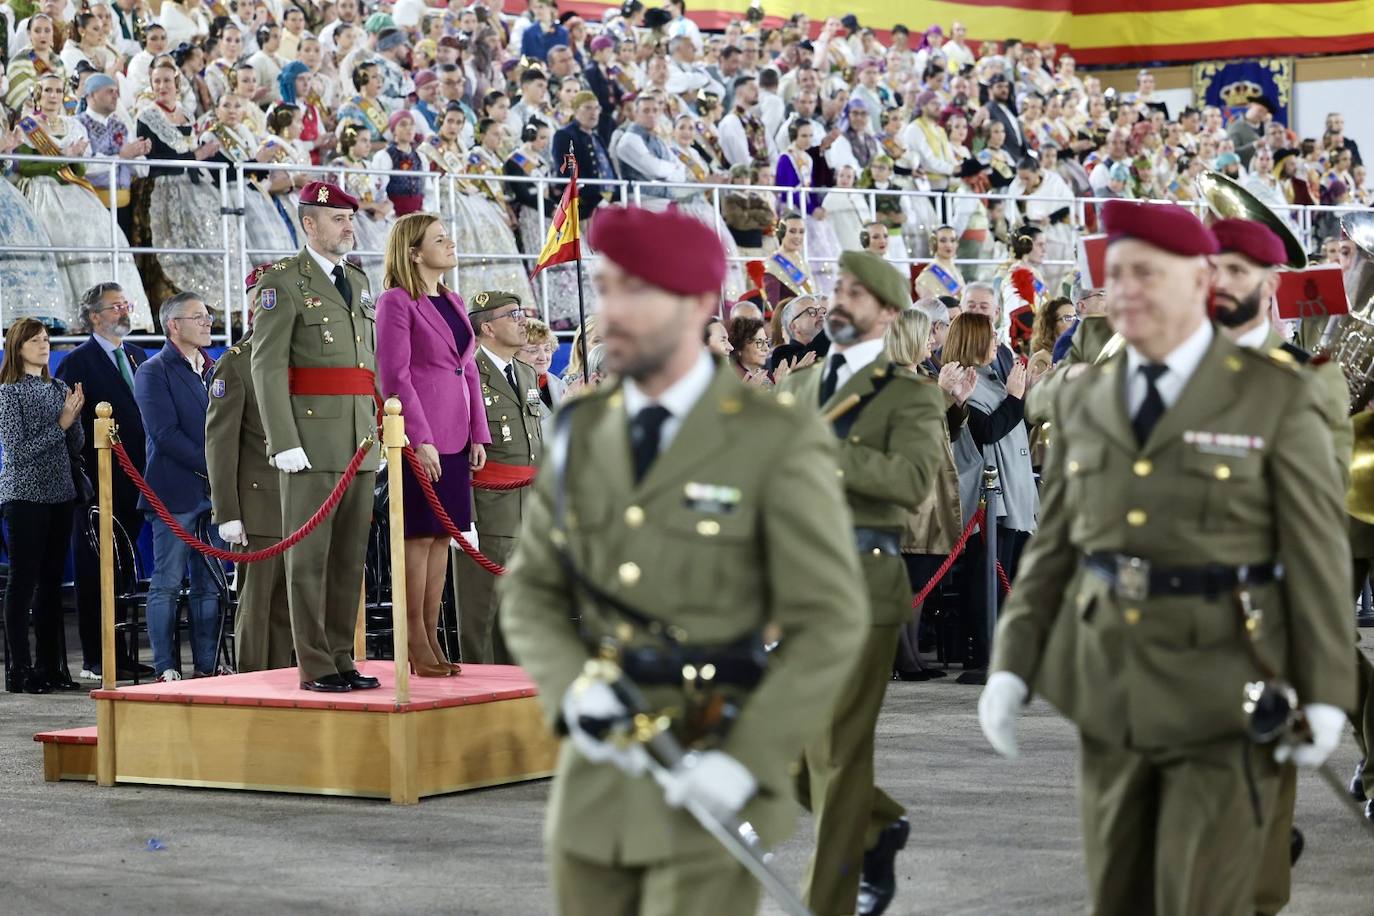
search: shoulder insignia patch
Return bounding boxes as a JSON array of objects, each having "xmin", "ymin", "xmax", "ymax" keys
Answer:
[
  {"xmin": 260, "ymin": 288, "xmax": 277, "ymax": 310},
  {"xmin": 1265, "ymin": 348, "xmax": 1299, "ymax": 371},
  {"xmin": 211, "ymin": 379, "xmax": 226, "ymax": 398},
  {"xmin": 720, "ymin": 396, "xmax": 743, "ymax": 415},
  {"xmin": 1224, "ymin": 354, "xmax": 1244, "ymax": 371},
  {"xmin": 776, "ymin": 390, "xmax": 796, "ymax": 407}
]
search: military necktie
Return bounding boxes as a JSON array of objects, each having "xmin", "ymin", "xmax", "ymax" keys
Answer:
[
  {"xmin": 1132, "ymin": 363, "xmax": 1168, "ymax": 445},
  {"xmin": 818, "ymin": 353, "xmax": 846, "ymax": 405},
  {"xmin": 630, "ymin": 405, "xmax": 672, "ymax": 483},
  {"xmin": 504, "ymin": 362, "xmax": 519, "ymax": 396},
  {"xmin": 114, "ymin": 347, "xmax": 135, "ymax": 389},
  {"xmin": 331, "ymin": 264, "xmax": 352, "ymax": 305}
]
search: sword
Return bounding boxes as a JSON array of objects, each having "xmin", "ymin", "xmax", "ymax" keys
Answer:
[
  {"xmin": 578, "ymin": 659, "xmax": 814, "ymax": 916},
  {"xmin": 1244, "ymin": 679, "xmax": 1374, "ymax": 838}
]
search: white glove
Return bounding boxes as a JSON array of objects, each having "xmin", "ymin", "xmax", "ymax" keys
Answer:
[
  {"xmin": 561, "ymin": 679, "xmax": 647, "ymax": 776},
  {"xmin": 658, "ymin": 750, "xmax": 758, "ymax": 822},
  {"xmin": 270, "ymin": 447, "xmax": 312, "ymax": 473},
  {"xmin": 452, "ymin": 525, "xmax": 479, "ymax": 551},
  {"xmin": 217, "ymin": 520, "xmax": 248, "ymax": 546},
  {"xmin": 979, "ymin": 671, "xmax": 1029, "ymax": 759},
  {"xmin": 1274, "ymin": 702, "xmax": 1345, "ymax": 768}
]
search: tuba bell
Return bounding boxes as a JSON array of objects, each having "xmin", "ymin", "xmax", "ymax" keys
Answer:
[{"xmin": 1314, "ymin": 210, "xmax": 1374, "ymax": 414}]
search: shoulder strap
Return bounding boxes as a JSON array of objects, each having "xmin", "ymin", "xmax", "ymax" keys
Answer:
[{"xmin": 832, "ymin": 363, "xmax": 897, "ymax": 439}]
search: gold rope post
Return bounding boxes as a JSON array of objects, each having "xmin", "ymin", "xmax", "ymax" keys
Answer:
[
  {"xmin": 94, "ymin": 403, "xmax": 117, "ymax": 787},
  {"xmin": 384, "ymin": 398, "xmax": 410, "ymax": 704}
]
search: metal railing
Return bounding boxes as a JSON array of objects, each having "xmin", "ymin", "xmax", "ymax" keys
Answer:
[{"xmin": 3, "ymin": 151, "xmax": 1366, "ymax": 346}]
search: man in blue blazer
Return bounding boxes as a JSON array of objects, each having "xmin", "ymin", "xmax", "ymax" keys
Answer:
[
  {"xmin": 56, "ymin": 283, "xmax": 152, "ymax": 681},
  {"xmin": 133, "ymin": 293, "xmax": 226, "ymax": 682},
  {"xmin": 552, "ymin": 92, "xmax": 618, "ymax": 219}
]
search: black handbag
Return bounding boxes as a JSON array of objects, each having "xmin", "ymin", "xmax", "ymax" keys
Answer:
[{"xmin": 70, "ymin": 451, "xmax": 95, "ymax": 505}]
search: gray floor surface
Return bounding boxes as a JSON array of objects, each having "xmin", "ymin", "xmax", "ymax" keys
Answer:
[{"xmin": 2, "ymin": 649, "xmax": 1373, "ymax": 915}]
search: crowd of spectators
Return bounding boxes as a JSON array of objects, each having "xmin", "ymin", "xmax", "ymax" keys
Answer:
[{"xmin": 0, "ymin": 0, "xmax": 1368, "ymax": 337}]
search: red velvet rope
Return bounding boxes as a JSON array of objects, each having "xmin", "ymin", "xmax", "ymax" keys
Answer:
[
  {"xmin": 402, "ymin": 445, "xmax": 507, "ymax": 576},
  {"xmin": 912, "ymin": 508, "xmax": 985, "ymax": 607},
  {"xmin": 108, "ymin": 436, "xmax": 373, "ymax": 563},
  {"xmin": 471, "ymin": 477, "xmax": 531, "ymax": 491}
]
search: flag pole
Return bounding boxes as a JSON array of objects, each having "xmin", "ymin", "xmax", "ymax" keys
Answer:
[{"xmin": 565, "ymin": 153, "xmax": 590, "ymax": 386}]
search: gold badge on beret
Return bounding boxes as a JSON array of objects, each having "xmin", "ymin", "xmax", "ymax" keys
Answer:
[
  {"xmin": 316, "ymin": 186, "xmax": 330, "ymax": 203},
  {"xmin": 474, "ymin": 292, "xmax": 490, "ymax": 306}
]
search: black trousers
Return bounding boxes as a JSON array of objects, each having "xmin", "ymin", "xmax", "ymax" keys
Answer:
[
  {"xmin": 3, "ymin": 500, "xmax": 74, "ymax": 673},
  {"xmin": 959, "ymin": 524, "xmax": 1030, "ymax": 669},
  {"xmin": 70, "ymin": 499, "xmax": 143, "ymax": 670}
]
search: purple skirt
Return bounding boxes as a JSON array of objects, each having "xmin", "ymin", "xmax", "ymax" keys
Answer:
[{"xmin": 401, "ymin": 449, "xmax": 473, "ymax": 538}]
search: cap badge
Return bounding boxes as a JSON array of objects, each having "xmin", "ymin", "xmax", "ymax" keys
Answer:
[
  {"xmin": 474, "ymin": 292, "xmax": 489, "ymax": 306},
  {"xmin": 316, "ymin": 186, "xmax": 330, "ymax": 203}
]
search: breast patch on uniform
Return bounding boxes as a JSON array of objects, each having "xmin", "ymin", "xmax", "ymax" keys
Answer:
[
  {"xmin": 683, "ymin": 482, "xmax": 741, "ymax": 514},
  {"xmin": 211, "ymin": 379, "xmax": 225, "ymax": 398}
]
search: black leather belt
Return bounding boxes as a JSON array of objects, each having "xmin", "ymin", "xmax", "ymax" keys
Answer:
[
  {"xmin": 855, "ymin": 527, "xmax": 901, "ymax": 557},
  {"xmin": 1084, "ymin": 552, "xmax": 1282, "ymax": 601},
  {"xmin": 618, "ymin": 634, "xmax": 768, "ymax": 688}
]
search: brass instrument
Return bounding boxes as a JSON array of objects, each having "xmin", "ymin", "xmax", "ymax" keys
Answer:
[
  {"xmin": 1195, "ymin": 170, "xmax": 1307, "ymax": 269},
  {"xmin": 1331, "ymin": 212, "xmax": 1374, "ymax": 523}
]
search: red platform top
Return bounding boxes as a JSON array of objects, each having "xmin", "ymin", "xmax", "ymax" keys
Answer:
[{"xmin": 87, "ymin": 663, "xmax": 541, "ymax": 714}]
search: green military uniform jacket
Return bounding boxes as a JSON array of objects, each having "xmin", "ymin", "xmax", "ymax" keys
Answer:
[
  {"xmin": 779, "ymin": 356, "xmax": 948, "ymax": 624},
  {"xmin": 248, "ymin": 250, "xmax": 381, "ymax": 474},
  {"xmin": 993, "ymin": 328, "xmax": 1357, "ymax": 749},
  {"xmin": 1027, "ymin": 315, "xmax": 1119, "ymax": 424},
  {"xmin": 499, "ymin": 360, "xmax": 867, "ymax": 865},
  {"xmin": 206, "ymin": 336, "xmax": 280, "ymax": 538},
  {"xmin": 474, "ymin": 348, "xmax": 544, "ymax": 537},
  {"xmin": 1261, "ymin": 326, "xmax": 1353, "ymax": 482}
]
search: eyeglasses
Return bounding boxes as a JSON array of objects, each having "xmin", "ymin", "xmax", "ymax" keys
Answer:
[
  {"xmin": 796, "ymin": 307, "xmax": 826, "ymax": 318},
  {"xmin": 171, "ymin": 313, "xmax": 214, "ymax": 325},
  {"xmin": 93, "ymin": 301, "xmax": 131, "ymax": 314},
  {"xmin": 1055, "ymin": 313, "xmax": 1078, "ymax": 324},
  {"xmin": 749, "ymin": 337, "xmax": 772, "ymax": 350},
  {"xmin": 494, "ymin": 308, "xmax": 529, "ymax": 322}
]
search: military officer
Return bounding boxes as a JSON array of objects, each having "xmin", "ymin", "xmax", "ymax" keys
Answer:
[
  {"xmin": 206, "ymin": 319, "xmax": 292, "ymax": 672},
  {"xmin": 979, "ymin": 200, "xmax": 1356, "ymax": 916},
  {"xmin": 1209, "ymin": 216, "xmax": 1356, "ymax": 914},
  {"xmin": 454, "ymin": 290, "xmax": 544, "ymax": 665},
  {"xmin": 779, "ymin": 250, "xmax": 948, "ymax": 916},
  {"xmin": 499, "ymin": 205, "xmax": 867, "ymax": 916},
  {"xmin": 249, "ymin": 181, "xmax": 382, "ymax": 693},
  {"xmin": 1025, "ymin": 278, "xmax": 1117, "ymax": 424}
]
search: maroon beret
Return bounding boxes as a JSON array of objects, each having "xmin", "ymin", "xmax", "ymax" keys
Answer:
[
  {"xmin": 1102, "ymin": 199, "xmax": 1217, "ymax": 257},
  {"xmin": 299, "ymin": 181, "xmax": 359, "ymax": 211},
  {"xmin": 1210, "ymin": 218, "xmax": 1286, "ymax": 267},
  {"xmin": 588, "ymin": 205, "xmax": 726, "ymax": 295}
]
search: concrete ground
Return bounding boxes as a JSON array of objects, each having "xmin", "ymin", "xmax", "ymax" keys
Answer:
[{"xmin": 3, "ymin": 643, "xmax": 1373, "ymax": 915}]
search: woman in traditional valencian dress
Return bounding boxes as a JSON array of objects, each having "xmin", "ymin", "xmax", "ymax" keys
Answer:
[
  {"xmin": 668, "ymin": 114, "xmax": 744, "ymax": 299},
  {"xmin": 203, "ymin": 21, "xmax": 243, "ymax": 106},
  {"xmin": 6, "ymin": 14, "xmax": 66, "ymax": 113},
  {"xmin": 504, "ymin": 118, "xmax": 553, "ymax": 259},
  {"xmin": 201, "ymin": 94, "xmax": 297, "ymax": 262},
  {"xmin": 330, "ymin": 123, "xmax": 391, "ymax": 292},
  {"xmin": 337, "ymin": 61, "xmax": 389, "ymax": 142},
  {"xmin": 439, "ymin": 118, "xmax": 534, "ymax": 305},
  {"xmin": 0, "ymin": 124, "xmax": 75, "ymax": 330},
  {"xmin": 14, "ymin": 73, "xmax": 147, "ymax": 330},
  {"xmin": 257, "ymin": 103, "xmax": 313, "ymax": 249},
  {"xmin": 774, "ymin": 119, "xmax": 839, "ymax": 295},
  {"xmin": 370, "ymin": 109, "xmax": 428, "ymax": 218},
  {"xmin": 136, "ymin": 56, "xmax": 231, "ymax": 307}
]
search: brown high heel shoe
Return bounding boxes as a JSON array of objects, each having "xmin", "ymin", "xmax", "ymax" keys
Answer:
[
  {"xmin": 448, "ymin": 662, "xmax": 462, "ymax": 675},
  {"xmin": 409, "ymin": 659, "xmax": 453, "ymax": 677}
]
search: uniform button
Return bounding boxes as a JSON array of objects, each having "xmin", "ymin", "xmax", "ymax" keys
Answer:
[
  {"xmin": 1068, "ymin": 460, "xmax": 1080, "ymax": 474},
  {"xmin": 1123, "ymin": 608, "xmax": 1142, "ymax": 625},
  {"xmin": 696, "ymin": 519, "xmax": 720, "ymax": 537},
  {"xmin": 836, "ymin": 469, "xmax": 844, "ymax": 479},
  {"xmin": 251, "ymin": 482, "xmax": 259, "ymax": 489},
  {"xmin": 1132, "ymin": 459, "xmax": 1152, "ymax": 477},
  {"xmin": 1214, "ymin": 464, "xmax": 1232, "ymax": 481},
  {"xmin": 618, "ymin": 562, "xmax": 641, "ymax": 586},
  {"xmin": 1126, "ymin": 509, "xmax": 1148, "ymax": 527},
  {"xmin": 322, "ymin": 316, "xmax": 329, "ymax": 323},
  {"xmin": 306, "ymin": 409, "xmax": 314, "ymax": 416},
  {"xmin": 358, "ymin": 362, "xmax": 365, "ymax": 368},
  {"xmin": 849, "ymin": 435, "xmax": 861, "ymax": 444},
  {"xmin": 357, "ymin": 336, "xmax": 363, "ymax": 343},
  {"xmin": 624, "ymin": 505, "xmax": 644, "ymax": 528},
  {"xmin": 871, "ymin": 548, "xmax": 881, "ymax": 556}
]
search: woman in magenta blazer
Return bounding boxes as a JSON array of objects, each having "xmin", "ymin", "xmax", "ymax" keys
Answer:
[{"xmin": 376, "ymin": 213, "xmax": 491, "ymax": 677}]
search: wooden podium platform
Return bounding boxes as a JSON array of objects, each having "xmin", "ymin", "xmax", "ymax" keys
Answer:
[{"xmin": 35, "ymin": 663, "xmax": 558, "ymax": 804}]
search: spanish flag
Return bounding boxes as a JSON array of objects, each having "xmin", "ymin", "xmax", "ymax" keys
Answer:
[{"xmin": 532, "ymin": 156, "xmax": 581, "ymax": 276}]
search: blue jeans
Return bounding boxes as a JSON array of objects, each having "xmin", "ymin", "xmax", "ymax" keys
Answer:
[{"xmin": 146, "ymin": 502, "xmax": 226, "ymax": 675}]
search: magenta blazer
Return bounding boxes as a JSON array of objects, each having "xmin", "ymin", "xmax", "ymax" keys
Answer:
[{"xmin": 375, "ymin": 287, "xmax": 492, "ymax": 453}]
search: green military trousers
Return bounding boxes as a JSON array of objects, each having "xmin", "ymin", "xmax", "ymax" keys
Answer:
[
  {"xmin": 455, "ymin": 533, "xmax": 516, "ymax": 665},
  {"xmin": 1079, "ymin": 732, "xmax": 1280, "ymax": 916},
  {"xmin": 232, "ymin": 537, "xmax": 292, "ymax": 672},
  {"xmin": 551, "ymin": 845, "xmax": 759, "ymax": 916},
  {"xmin": 281, "ymin": 470, "xmax": 375, "ymax": 681},
  {"xmin": 795, "ymin": 623, "xmax": 906, "ymax": 916}
]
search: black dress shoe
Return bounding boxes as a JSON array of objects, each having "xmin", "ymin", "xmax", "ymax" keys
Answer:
[
  {"xmin": 340, "ymin": 669, "xmax": 380, "ymax": 690},
  {"xmin": 300, "ymin": 673, "xmax": 352, "ymax": 692},
  {"xmin": 1365, "ymin": 799, "xmax": 1374, "ymax": 823},
  {"xmin": 44, "ymin": 670, "xmax": 81, "ymax": 690},
  {"xmin": 1290, "ymin": 827, "xmax": 1304, "ymax": 865},
  {"xmin": 894, "ymin": 669, "xmax": 932, "ymax": 682},
  {"xmin": 858, "ymin": 817, "xmax": 909, "ymax": 916},
  {"xmin": 1351, "ymin": 759, "xmax": 1367, "ymax": 801},
  {"xmin": 24, "ymin": 668, "xmax": 54, "ymax": 695},
  {"xmin": 955, "ymin": 668, "xmax": 987, "ymax": 686}
]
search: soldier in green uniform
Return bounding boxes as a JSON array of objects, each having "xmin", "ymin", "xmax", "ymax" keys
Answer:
[
  {"xmin": 248, "ymin": 181, "xmax": 382, "ymax": 693},
  {"xmin": 779, "ymin": 250, "xmax": 948, "ymax": 916},
  {"xmin": 1209, "ymin": 217, "xmax": 1355, "ymax": 914},
  {"xmin": 453, "ymin": 290, "xmax": 544, "ymax": 665},
  {"xmin": 980, "ymin": 200, "xmax": 1356, "ymax": 916},
  {"xmin": 206, "ymin": 322, "xmax": 292, "ymax": 672},
  {"xmin": 499, "ymin": 205, "xmax": 867, "ymax": 915},
  {"xmin": 1025, "ymin": 279, "xmax": 1118, "ymax": 424}
]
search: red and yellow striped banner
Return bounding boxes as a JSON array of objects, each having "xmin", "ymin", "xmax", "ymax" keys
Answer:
[{"xmin": 564, "ymin": 1, "xmax": 1374, "ymax": 65}]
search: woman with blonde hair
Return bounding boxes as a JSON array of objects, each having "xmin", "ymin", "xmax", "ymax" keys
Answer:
[
  {"xmin": 375, "ymin": 213, "xmax": 491, "ymax": 676},
  {"xmin": 885, "ymin": 309, "xmax": 971, "ymax": 680}
]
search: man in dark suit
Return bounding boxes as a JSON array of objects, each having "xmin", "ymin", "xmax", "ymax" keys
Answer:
[
  {"xmin": 56, "ymin": 282, "xmax": 152, "ymax": 682},
  {"xmin": 134, "ymin": 293, "xmax": 227, "ymax": 682},
  {"xmin": 582, "ymin": 34, "xmax": 621, "ymax": 146},
  {"xmin": 979, "ymin": 73, "xmax": 1025, "ymax": 162},
  {"xmin": 552, "ymin": 90, "xmax": 618, "ymax": 220}
]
